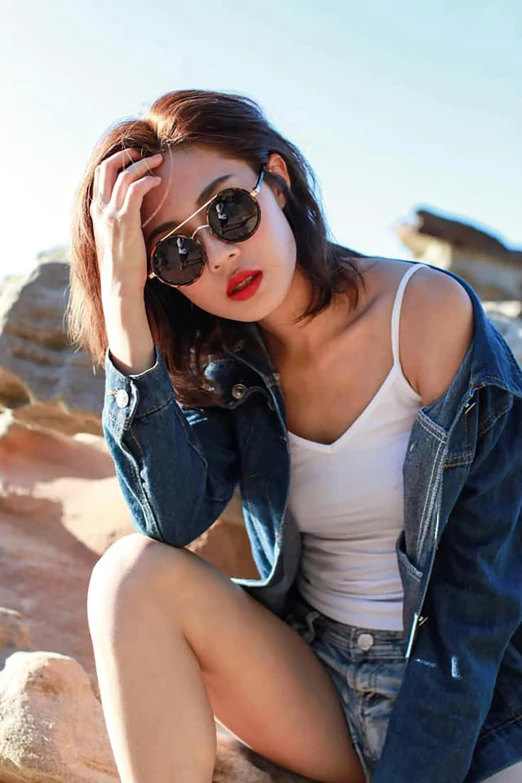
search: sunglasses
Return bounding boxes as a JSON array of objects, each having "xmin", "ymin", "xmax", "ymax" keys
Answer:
[{"xmin": 148, "ymin": 167, "xmax": 266, "ymax": 287}]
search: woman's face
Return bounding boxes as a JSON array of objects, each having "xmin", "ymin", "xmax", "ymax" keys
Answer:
[{"xmin": 141, "ymin": 146, "xmax": 297, "ymax": 322}]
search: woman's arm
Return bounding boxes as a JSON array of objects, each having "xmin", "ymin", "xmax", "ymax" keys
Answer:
[
  {"xmin": 103, "ymin": 346, "xmax": 240, "ymax": 547},
  {"xmin": 88, "ymin": 149, "xmax": 240, "ymax": 545},
  {"xmin": 400, "ymin": 265, "xmax": 474, "ymax": 406},
  {"xmin": 374, "ymin": 268, "xmax": 522, "ymax": 781}
]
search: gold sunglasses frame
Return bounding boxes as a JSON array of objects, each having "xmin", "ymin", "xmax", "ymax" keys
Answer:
[{"xmin": 148, "ymin": 166, "xmax": 266, "ymax": 288}]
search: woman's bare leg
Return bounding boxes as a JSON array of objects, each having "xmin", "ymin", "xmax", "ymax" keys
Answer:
[{"xmin": 87, "ymin": 533, "xmax": 364, "ymax": 783}]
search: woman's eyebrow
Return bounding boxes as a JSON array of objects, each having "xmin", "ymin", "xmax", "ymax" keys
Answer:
[{"xmin": 147, "ymin": 173, "xmax": 233, "ymax": 245}]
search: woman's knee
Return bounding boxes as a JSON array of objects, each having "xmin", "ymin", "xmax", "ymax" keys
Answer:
[{"xmin": 87, "ymin": 533, "xmax": 186, "ymax": 627}]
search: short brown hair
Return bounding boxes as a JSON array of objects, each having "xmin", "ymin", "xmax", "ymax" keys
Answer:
[{"xmin": 68, "ymin": 89, "xmax": 364, "ymax": 406}]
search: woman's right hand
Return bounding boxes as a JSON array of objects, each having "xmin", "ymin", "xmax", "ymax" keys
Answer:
[
  {"xmin": 90, "ymin": 148, "xmax": 164, "ymax": 375},
  {"xmin": 90, "ymin": 148, "xmax": 164, "ymax": 297}
]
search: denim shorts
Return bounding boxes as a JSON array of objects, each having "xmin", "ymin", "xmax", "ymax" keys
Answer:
[{"xmin": 284, "ymin": 591, "xmax": 406, "ymax": 782}]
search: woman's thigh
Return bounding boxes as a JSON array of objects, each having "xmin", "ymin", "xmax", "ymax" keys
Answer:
[{"xmin": 94, "ymin": 534, "xmax": 364, "ymax": 783}]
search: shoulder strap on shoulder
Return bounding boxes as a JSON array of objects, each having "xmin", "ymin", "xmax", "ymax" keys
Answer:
[{"xmin": 391, "ymin": 263, "xmax": 425, "ymax": 365}]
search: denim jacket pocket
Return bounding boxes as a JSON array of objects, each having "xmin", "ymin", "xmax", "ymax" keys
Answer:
[{"xmin": 396, "ymin": 531, "xmax": 423, "ymax": 633}]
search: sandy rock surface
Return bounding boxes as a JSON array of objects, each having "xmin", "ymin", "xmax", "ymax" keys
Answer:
[
  {"xmin": 0, "ymin": 412, "xmax": 132, "ymax": 675},
  {"xmin": 0, "ymin": 651, "xmax": 118, "ymax": 782},
  {"xmin": 0, "ymin": 251, "xmax": 104, "ymax": 436},
  {"xmin": 484, "ymin": 301, "xmax": 522, "ymax": 364}
]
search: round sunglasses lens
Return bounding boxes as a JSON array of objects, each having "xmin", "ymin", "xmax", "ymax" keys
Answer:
[
  {"xmin": 208, "ymin": 189, "xmax": 260, "ymax": 241},
  {"xmin": 153, "ymin": 236, "xmax": 204, "ymax": 285}
]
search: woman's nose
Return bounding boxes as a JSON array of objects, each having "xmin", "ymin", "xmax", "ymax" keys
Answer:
[{"xmin": 198, "ymin": 226, "xmax": 240, "ymax": 273}]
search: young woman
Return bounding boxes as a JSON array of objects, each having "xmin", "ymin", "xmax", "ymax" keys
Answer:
[{"xmin": 69, "ymin": 90, "xmax": 522, "ymax": 783}]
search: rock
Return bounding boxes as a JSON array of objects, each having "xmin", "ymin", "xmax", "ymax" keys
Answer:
[
  {"xmin": 0, "ymin": 250, "xmax": 105, "ymax": 436},
  {"xmin": 412, "ymin": 210, "xmax": 521, "ymax": 261},
  {"xmin": 396, "ymin": 209, "xmax": 522, "ymax": 301},
  {"xmin": 0, "ymin": 414, "xmax": 132, "ymax": 676},
  {"xmin": 0, "ymin": 650, "xmax": 117, "ymax": 782},
  {"xmin": 0, "ymin": 611, "xmax": 308, "ymax": 783},
  {"xmin": 214, "ymin": 732, "xmax": 314, "ymax": 782},
  {"xmin": 483, "ymin": 301, "xmax": 522, "ymax": 364},
  {"xmin": 0, "ymin": 609, "xmax": 31, "ymax": 668}
]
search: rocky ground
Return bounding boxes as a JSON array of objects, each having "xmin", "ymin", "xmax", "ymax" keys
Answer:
[{"xmin": 0, "ymin": 251, "xmax": 520, "ymax": 781}]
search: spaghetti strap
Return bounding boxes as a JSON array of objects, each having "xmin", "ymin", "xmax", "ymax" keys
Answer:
[{"xmin": 391, "ymin": 264, "xmax": 425, "ymax": 366}]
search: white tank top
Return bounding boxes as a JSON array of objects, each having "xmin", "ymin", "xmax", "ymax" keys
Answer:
[{"xmin": 288, "ymin": 264, "xmax": 423, "ymax": 631}]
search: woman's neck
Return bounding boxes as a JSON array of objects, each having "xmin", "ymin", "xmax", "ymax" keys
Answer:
[{"xmin": 257, "ymin": 267, "xmax": 360, "ymax": 366}]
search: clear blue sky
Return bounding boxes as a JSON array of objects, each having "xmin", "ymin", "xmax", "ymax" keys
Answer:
[{"xmin": 2, "ymin": 0, "xmax": 521, "ymax": 282}]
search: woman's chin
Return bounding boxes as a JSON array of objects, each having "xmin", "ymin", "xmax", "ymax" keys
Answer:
[{"xmin": 205, "ymin": 281, "xmax": 290, "ymax": 323}]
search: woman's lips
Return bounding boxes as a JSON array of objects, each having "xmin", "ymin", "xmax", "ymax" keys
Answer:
[{"xmin": 227, "ymin": 271, "xmax": 263, "ymax": 301}]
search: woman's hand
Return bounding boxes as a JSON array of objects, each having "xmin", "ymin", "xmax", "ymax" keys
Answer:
[
  {"xmin": 90, "ymin": 148, "xmax": 164, "ymax": 375},
  {"xmin": 90, "ymin": 148, "xmax": 163, "ymax": 297}
]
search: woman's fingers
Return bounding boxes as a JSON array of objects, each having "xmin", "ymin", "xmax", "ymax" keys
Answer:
[
  {"xmin": 111, "ymin": 153, "xmax": 164, "ymax": 213},
  {"xmin": 91, "ymin": 149, "xmax": 162, "ymax": 213},
  {"xmin": 89, "ymin": 148, "xmax": 165, "ymax": 291},
  {"xmin": 94, "ymin": 148, "xmax": 140, "ymax": 210},
  {"xmin": 120, "ymin": 174, "xmax": 163, "ymax": 220}
]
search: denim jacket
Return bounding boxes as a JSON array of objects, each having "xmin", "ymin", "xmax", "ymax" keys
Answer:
[{"xmin": 102, "ymin": 262, "xmax": 522, "ymax": 783}]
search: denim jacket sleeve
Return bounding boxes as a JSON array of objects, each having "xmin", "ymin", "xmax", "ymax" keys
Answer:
[
  {"xmin": 374, "ymin": 392, "xmax": 522, "ymax": 783},
  {"xmin": 102, "ymin": 346, "xmax": 240, "ymax": 546}
]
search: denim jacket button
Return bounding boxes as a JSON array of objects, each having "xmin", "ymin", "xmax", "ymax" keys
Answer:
[
  {"xmin": 232, "ymin": 383, "xmax": 247, "ymax": 400},
  {"xmin": 115, "ymin": 389, "xmax": 130, "ymax": 408},
  {"xmin": 357, "ymin": 633, "xmax": 374, "ymax": 651}
]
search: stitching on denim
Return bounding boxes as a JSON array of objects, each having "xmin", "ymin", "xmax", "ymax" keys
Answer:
[
  {"xmin": 417, "ymin": 438, "xmax": 445, "ymax": 562},
  {"xmin": 135, "ymin": 395, "xmax": 176, "ymax": 420},
  {"xmin": 418, "ymin": 413, "xmax": 447, "ymax": 441},
  {"xmin": 445, "ymin": 451, "xmax": 473, "ymax": 468},
  {"xmin": 418, "ymin": 447, "xmax": 438, "ymax": 547},
  {"xmin": 478, "ymin": 402, "xmax": 512, "ymax": 438},
  {"xmin": 122, "ymin": 430, "xmax": 164, "ymax": 542},
  {"xmin": 398, "ymin": 547, "xmax": 423, "ymax": 581},
  {"xmin": 128, "ymin": 429, "xmax": 144, "ymax": 459},
  {"xmin": 479, "ymin": 712, "xmax": 522, "ymax": 740},
  {"xmin": 474, "ymin": 366, "xmax": 522, "ymax": 400},
  {"xmin": 478, "ymin": 374, "xmax": 504, "ymax": 383},
  {"xmin": 128, "ymin": 430, "xmax": 164, "ymax": 541}
]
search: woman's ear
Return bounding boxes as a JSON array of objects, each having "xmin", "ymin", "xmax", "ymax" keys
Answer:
[{"xmin": 265, "ymin": 152, "xmax": 291, "ymax": 209}]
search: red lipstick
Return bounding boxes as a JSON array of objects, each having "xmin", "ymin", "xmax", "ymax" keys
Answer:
[{"xmin": 227, "ymin": 269, "xmax": 263, "ymax": 301}]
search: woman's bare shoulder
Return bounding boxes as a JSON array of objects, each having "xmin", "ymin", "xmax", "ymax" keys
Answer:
[
  {"xmin": 353, "ymin": 258, "xmax": 473, "ymax": 406},
  {"xmin": 398, "ymin": 263, "xmax": 474, "ymax": 406}
]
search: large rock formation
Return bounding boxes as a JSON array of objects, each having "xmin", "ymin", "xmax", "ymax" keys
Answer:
[
  {"xmin": 0, "ymin": 649, "xmax": 118, "ymax": 782},
  {"xmin": 396, "ymin": 209, "xmax": 522, "ymax": 301},
  {"xmin": 0, "ymin": 250, "xmax": 105, "ymax": 436},
  {"xmin": 483, "ymin": 301, "xmax": 522, "ymax": 364}
]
